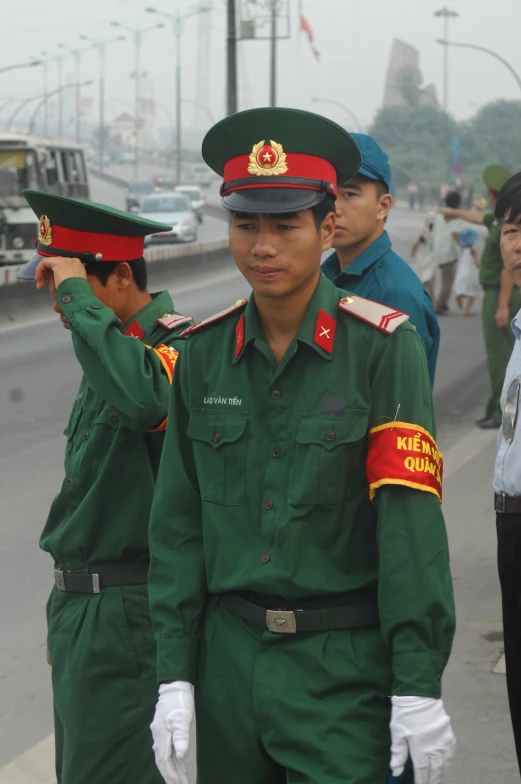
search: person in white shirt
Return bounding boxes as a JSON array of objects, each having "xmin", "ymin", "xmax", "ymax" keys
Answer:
[{"xmin": 431, "ymin": 191, "xmax": 464, "ymax": 315}]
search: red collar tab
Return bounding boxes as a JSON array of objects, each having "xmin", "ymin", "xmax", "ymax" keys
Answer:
[
  {"xmin": 156, "ymin": 313, "xmax": 193, "ymax": 330},
  {"xmin": 338, "ymin": 296, "xmax": 409, "ymax": 334},
  {"xmin": 180, "ymin": 299, "xmax": 248, "ymax": 338},
  {"xmin": 235, "ymin": 313, "xmax": 245, "ymax": 359},
  {"xmin": 36, "ymin": 223, "xmax": 145, "ymax": 262},
  {"xmin": 313, "ymin": 309, "xmax": 336, "ymax": 354},
  {"xmin": 222, "ymin": 147, "xmax": 337, "ymax": 196},
  {"xmin": 124, "ymin": 320, "xmax": 145, "ymax": 340}
]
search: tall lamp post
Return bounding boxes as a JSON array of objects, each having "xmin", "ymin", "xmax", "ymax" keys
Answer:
[
  {"xmin": 311, "ymin": 97, "xmax": 363, "ymax": 132},
  {"xmin": 79, "ymin": 35, "xmax": 125, "ymax": 171},
  {"xmin": 29, "ymin": 81, "xmax": 93, "ymax": 134},
  {"xmin": 110, "ymin": 20, "xmax": 166, "ymax": 179},
  {"xmin": 7, "ymin": 95, "xmax": 41, "ymax": 131},
  {"xmin": 144, "ymin": 5, "xmax": 211, "ymax": 183},
  {"xmin": 58, "ymin": 43, "xmax": 95, "ymax": 142},
  {"xmin": 0, "ymin": 60, "xmax": 42, "ymax": 77},
  {"xmin": 436, "ymin": 38, "xmax": 521, "ymax": 96},
  {"xmin": 434, "ymin": 7, "xmax": 459, "ymax": 112}
]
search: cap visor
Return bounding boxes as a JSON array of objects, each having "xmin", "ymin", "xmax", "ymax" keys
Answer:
[
  {"xmin": 222, "ymin": 188, "xmax": 326, "ymax": 214},
  {"xmin": 16, "ymin": 253, "xmax": 41, "ymax": 281}
]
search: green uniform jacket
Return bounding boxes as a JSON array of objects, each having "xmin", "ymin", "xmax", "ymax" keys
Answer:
[
  {"xmin": 41, "ymin": 277, "xmax": 191, "ymax": 567},
  {"xmin": 149, "ymin": 274, "xmax": 455, "ymax": 697},
  {"xmin": 479, "ymin": 212, "xmax": 503, "ymax": 285}
]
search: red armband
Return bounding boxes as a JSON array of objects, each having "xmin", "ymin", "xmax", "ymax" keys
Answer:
[
  {"xmin": 367, "ymin": 422, "xmax": 443, "ymax": 503},
  {"xmin": 146, "ymin": 343, "xmax": 179, "ymax": 384}
]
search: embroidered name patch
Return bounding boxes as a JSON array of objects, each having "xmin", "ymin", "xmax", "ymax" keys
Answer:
[{"xmin": 366, "ymin": 422, "xmax": 443, "ymax": 503}]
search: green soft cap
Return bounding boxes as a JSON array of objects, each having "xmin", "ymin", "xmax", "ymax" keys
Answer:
[
  {"xmin": 202, "ymin": 107, "xmax": 361, "ymax": 185},
  {"xmin": 482, "ymin": 164, "xmax": 512, "ymax": 191},
  {"xmin": 22, "ymin": 189, "xmax": 172, "ymax": 235}
]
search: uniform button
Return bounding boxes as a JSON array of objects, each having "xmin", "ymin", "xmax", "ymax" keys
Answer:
[
  {"xmin": 271, "ymin": 389, "xmax": 281, "ymax": 400},
  {"xmin": 272, "ymin": 448, "xmax": 281, "ymax": 458},
  {"xmin": 61, "ymin": 519, "xmax": 68, "ymax": 527},
  {"xmin": 61, "ymin": 294, "xmax": 72, "ymax": 304},
  {"xmin": 110, "ymin": 413, "xmax": 119, "ymax": 423},
  {"xmin": 260, "ymin": 553, "xmax": 270, "ymax": 564},
  {"xmin": 83, "ymin": 431, "xmax": 89, "ymax": 441},
  {"xmin": 65, "ymin": 477, "xmax": 73, "ymax": 486},
  {"xmin": 265, "ymin": 499, "xmax": 274, "ymax": 510},
  {"xmin": 212, "ymin": 432, "xmax": 221, "ymax": 443},
  {"xmin": 325, "ymin": 430, "xmax": 336, "ymax": 442}
]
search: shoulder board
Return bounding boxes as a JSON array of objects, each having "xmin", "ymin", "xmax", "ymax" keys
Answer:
[
  {"xmin": 180, "ymin": 299, "xmax": 248, "ymax": 338},
  {"xmin": 156, "ymin": 313, "xmax": 193, "ymax": 330},
  {"xmin": 338, "ymin": 295, "xmax": 409, "ymax": 334}
]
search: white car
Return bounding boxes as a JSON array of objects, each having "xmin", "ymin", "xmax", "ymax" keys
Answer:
[
  {"xmin": 175, "ymin": 185, "xmax": 206, "ymax": 223},
  {"xmin": 141, "ymin": 192, "xmax": 198, "ymax": 244}
]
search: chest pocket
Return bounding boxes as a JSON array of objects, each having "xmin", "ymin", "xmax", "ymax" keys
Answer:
[
  {"xmin": 290, "ymin": 409, "xmax": 369, "ymax": 505},
  {"xmin": 188, "ymin": 409, "xmax": 248, "ymax": 505},
  {"xmin": 92, "ymin": 408, "xmax": 129, "ymax": 472}
]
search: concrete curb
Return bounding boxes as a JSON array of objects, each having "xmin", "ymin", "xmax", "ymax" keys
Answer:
[{"xmin": 0, "ymin": 735, "xmax": 55, "ymax": 784}]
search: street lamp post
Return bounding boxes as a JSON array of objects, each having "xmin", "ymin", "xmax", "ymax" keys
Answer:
[
  {"xmin": 311, "ymin": 97, "xmax": 362, "ymax": 132},
  {"xmin": 434, "ymin": 7, "xmax": 459, "ymax": 112},
  {"xmin": 29, "ymin": 81, "xmax": 93, "ymax": 134},
  {"xmin": 436, "ymin": 38, "xmax": 521, "ymax": 96},
  {"xmin": 58, "ymin": 43, "xmax": 95, "ymax": 142},
  {"xmin": 7, "ymin": 95, "xmax": 41, "ymax": 131},
  {"xmin": 111, "ymin": 20, "xmax": 166, "ymax": 180},
  {"xmin": 0, "ymin": 60, "xmax": 42, "ymax": 77},
  {"xmin": 80, "ymin": 35, "xmax": 125, "ymax": 171},
  {"xmin": 145, "ymin": 5, "xmax": 211, "ymax": 183}
]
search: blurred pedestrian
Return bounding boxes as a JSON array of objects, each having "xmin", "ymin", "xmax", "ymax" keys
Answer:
[
  {"xmin": 453, "ymin": 227, "xmax": 480, "ymax": 316},
  {"xmin": 443, "ymin": 164, "xmax": 518, "ymax": 428},
  {"xmin": 492, "ymin": 171, "xmax": 521, "ymax": 775},
  {"xmin": 418, "ymin": 181, "xmax": 427, "ymax": 209},
  {"xmin": 410, "ymin": 211, "xmax": 436, "ymax": 299},
  {"xmin": 431, "ymin": 191, "xmax": 464, "ymax": 315},
  {"xmin": 407, "ymin": 180, "xmax": 418, "ymax": 210}
]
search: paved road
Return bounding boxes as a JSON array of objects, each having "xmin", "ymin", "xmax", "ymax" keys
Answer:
[{"xmin": 0, "ymin": 207, "xmax": 516, "ymax": 781}]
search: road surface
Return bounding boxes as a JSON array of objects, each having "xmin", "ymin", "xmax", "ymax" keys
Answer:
[{"xmin": 0, "ymin": 204, "xmax": 516, "ymax": 783}]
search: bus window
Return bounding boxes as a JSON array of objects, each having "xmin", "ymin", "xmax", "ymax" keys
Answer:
[
  {"xmin": 0, "ymin": 149, "xmax": 39, "ymax": 204},
  {"xmin": 46, "ymin": 151, "xmax": 59, "ymax": 188}
]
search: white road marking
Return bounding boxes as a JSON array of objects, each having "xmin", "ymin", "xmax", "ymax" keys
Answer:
[
  {"xmin": 0, "ymin": 422, "xmax": 501, "ymax": 779},
  {"xmin": 493, "ymin": 654, "xmax": 506, "ymax": 675}
]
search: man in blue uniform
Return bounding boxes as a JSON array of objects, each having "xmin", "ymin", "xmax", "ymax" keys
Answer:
[{"xmin": 322, "ymin": 133, "xmax": 440, "ymax": 386}]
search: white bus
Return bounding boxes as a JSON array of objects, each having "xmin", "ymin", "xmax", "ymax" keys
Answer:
[{"xmin": 0, "ymin": 133, "xmax": 90, "ymax": 266}]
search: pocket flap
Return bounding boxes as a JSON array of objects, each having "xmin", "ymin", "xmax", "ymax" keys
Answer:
[
  {"xmin": 188, "ymin": 408, "xmax": 248, "ymax": 448},
  {"xmin": 94, "ymin": 407, "xmax": 122, "ymax": 428},
  {"xmin": 296, "ymin": 409, "xmax": 369, "ymax": 450}
]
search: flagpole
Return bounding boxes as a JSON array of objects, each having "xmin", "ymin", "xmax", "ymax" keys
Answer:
[{"xmin": 297, "ymin": 0, "xmax": 302, "ymax": 107}]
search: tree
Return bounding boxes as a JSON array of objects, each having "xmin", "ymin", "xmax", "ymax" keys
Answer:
[{"xmin": 469, "ymin": 100, "xmax": 521, "ymax": 172}]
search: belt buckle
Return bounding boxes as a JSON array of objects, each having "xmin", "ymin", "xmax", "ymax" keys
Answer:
[
  {"xmin": 266, "ymin": 609, "xmax": 297, "ymax": 634},
  {"xmin": 495, "ymin": 493, "xmax": 507, "ymax": 513},
  {"xmin": 54, "ymin": 568, "xmax": 66, "ymax": 591},
  {"xmin": 91, "ymin": 573, "xmax": 100, "ymax": 594}
]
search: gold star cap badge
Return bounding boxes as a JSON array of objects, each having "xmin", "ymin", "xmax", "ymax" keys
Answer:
[
  {"xmin": 247, "ymin": 139, "xmax": 288, "ymax": 177},
  {"xmin": 38, "ymin": 214, "xmax": 52, "ymax": 246}
]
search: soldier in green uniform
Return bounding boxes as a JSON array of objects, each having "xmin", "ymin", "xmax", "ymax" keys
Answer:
[
  {"xmin": 443, "ymin": 164, "xmax": 519, "ymax": 429},
  {"xmin": 16, "ymin": 191, "xmax": 193, "ymax": 784},
  {"xmin": 148, "ymin": 109, "xmax": 456, "ymax": 784}
]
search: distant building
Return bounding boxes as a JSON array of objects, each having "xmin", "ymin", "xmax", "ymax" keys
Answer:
[
  {"xmin": 383, "ymin": 39, "xmax": 439, "ymax": 109},
  {"xmin": 110, "ymin": 113, "xmax": 135, "ymax": 148}
]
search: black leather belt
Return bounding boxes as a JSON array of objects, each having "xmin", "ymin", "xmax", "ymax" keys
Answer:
[
  {"xmin": 219, "ymin": 592, "xmax": 379, "ymax": 634},
  {"xmin": 53, "ymin": 562, "xmax": 149, "ymax": 594},
  {"xmin": 494, "ymin": 493, "xmax": 521, "ymax": 515}
]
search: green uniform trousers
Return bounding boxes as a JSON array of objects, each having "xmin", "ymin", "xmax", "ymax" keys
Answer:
[
  {"xmin": 47, "ymin": 584, "xmax": 163, "ymax": 784},
  {"xmin": 482, "ymin": 288, "xmax": 521, "ymax": 420},
  {"xmin": 195, "ymin": 597, "xmax": 394, "ymax": 784}
]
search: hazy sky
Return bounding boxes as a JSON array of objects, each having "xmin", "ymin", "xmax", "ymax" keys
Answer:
[{"xmin": 2, "ymin": 0, "xmax": 521, "ymax": 140}]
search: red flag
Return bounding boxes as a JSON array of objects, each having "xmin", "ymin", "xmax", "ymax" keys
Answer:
[{"xmin": 300, "ymin": 13, "xmax": 320, "ymax": 61}]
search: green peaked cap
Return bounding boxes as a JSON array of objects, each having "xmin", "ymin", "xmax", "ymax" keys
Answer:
[
  {"xmin": 483, "ymin": 164, "xmax": 512, "ymax": 191},
  {"xmin": 202, "ymin": 107, "xmax": 361, "ymax": 183},
  {"xmin": 22, "ymin": 189, "xmax": 172, "ymax": 235}
]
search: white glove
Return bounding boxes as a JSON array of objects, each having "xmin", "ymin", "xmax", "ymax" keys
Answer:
[
  {"xmin": 151, "ymin": 681, "xmax": 194, "ymax": 784},
  {"xmin": 390, "ymin": 696, "xmax": 456, "ymax": 784}
]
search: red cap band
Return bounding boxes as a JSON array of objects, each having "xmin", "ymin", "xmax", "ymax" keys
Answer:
[
  {"xmin": 37, "ymin": 224, "xmax": 145, "ymax": 261},
  {"xmin": 222, "ymin": 152, "xmax": 337, "ymax": 195}
]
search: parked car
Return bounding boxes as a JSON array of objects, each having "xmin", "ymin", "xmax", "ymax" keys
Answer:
[
  {"xmin": 140, "ymin": 192, "xmax": 198, "ymax": 244},
  {"xmin": 154, "ymin": 172, "xmax": 177, "ymax": 190},
  {"xmin": 125, "ymin": 180, "xmax": 154, "ymax": 213},
  {"xmin": 190, "ymin": 163, "xmax": 213, "ymax": 187},
  {"xmin": 175, "ymin": 185, "xmax": 205, "ymax": 223}
]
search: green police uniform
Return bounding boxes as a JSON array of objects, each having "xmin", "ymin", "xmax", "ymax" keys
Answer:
[
  {"xmin": 17, "ymin": 191, "xmax": 193, "ymax": 784},
  {"xmin": 479, "ymin": 165, "xmax": 520, "ymax": 423},
  {"xmin": 148, "ymin": 109, "xmax": 455, "ymax": 784}
]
